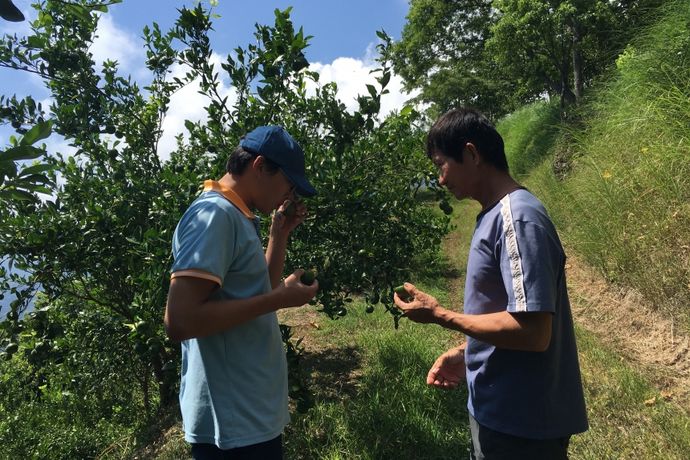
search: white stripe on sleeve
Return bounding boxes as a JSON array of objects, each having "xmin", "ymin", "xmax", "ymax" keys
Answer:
[{"xmin": 500, "ymin": 195, "xmax": 527, "ymax": 312}]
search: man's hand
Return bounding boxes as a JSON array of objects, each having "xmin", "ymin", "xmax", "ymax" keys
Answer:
[
  {"xmin": 393, "ymin": 282, "xmax": 445, "ymax": 324},
  {"xmin": 277, "ymin": 269, "xmax": 319, "ymax": 307},
  {"xmin": 271, "ymin": 199, "xmax": 307, "ymax": 239},
  {"xmin": 427, "ymin": 345, "xmax": 466, "ymax": 389}
]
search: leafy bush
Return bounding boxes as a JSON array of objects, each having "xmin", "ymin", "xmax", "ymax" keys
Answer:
[{"xmin": 0, "ymin": 2, "xmax": 448, "ymax": 456}]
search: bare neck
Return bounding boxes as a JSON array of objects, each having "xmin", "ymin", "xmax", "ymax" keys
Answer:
[
  {"xmin": 474, "ymin": 169, "xmax": 522, "ymax": 211},
  {"xmin": 218, "ymin": 173, "xmax": 256, "ymax": 210}
]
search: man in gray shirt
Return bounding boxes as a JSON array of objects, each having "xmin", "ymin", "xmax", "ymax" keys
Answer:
[{"xmin": 394, "ymin": 108, "xmax": 588, "ymax": 459}]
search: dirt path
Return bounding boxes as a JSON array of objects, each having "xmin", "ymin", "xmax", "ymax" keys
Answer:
[{"xmin": 565, "ymin": 252, "xmax": 690, "ymax": 410}]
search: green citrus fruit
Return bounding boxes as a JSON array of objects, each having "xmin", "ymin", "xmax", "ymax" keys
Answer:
[
  {"xmin": 394, "ymin": 285, "xmax": 412, "ymax": 301},
  {"xmin": 300, "ymin": 269, "xmax": 316, "ymax": 285}
]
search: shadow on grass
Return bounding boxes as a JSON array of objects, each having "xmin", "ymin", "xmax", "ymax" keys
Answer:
[
  {"xmin": 288, "ymin": 338, "xmax": 470, "ymax": 459},
  {"xmin": 300, "ymin": 345, "xmax": 364, "ymax": 402}
]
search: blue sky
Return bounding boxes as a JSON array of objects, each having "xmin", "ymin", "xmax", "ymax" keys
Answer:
[{"xmin": 1, "ymin": 0, "xmax": 415, "ymax": 159}]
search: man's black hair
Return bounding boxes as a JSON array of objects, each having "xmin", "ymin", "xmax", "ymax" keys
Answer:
[
  {"xmin": 226, "ymin": 146, "xmax": 281, "ymax": 175},
  {"xmin": 426, "ymin": 108, "xmax": 509, "ymax": 172}
]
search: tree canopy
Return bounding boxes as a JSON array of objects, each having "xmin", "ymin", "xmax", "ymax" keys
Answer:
[
  {"xmin": 392, "ymin": 0, "xmax": 665, "ymax": 117},
  {"xmin": 0, "ymin": 2, "xmax": 449, "ymax": 457}
]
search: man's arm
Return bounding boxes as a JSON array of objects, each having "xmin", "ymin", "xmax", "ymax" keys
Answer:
[
  {"xmin": 165, "ymin": 271, "xmax": 318, "ymax": 341},
  {"xmin": 393, "ymin": 283, "xmax": 552, "ymax": 352},
  {"xmin": 265, "ymin": 200, "xmax": 307, "ymax": 288},
  {"xmin": 434, "ymin": 308, "xmax": 552, "ymax": 352}
]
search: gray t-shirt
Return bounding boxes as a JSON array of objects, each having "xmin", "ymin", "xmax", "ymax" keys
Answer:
[{"xmin": 464, "ymin": 189, "xmax": 588, "ymax": 439}]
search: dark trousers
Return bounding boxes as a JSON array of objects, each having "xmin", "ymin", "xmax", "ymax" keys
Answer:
[
  {"xmin": 469, "ymin": 414, "xmax": 570, "ymax": 460},
  {"xmin": 191, "ymin": 435, "xmax": 283, "ymax": 460}
]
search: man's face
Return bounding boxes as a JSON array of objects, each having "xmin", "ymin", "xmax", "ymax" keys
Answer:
[
  {"xmin": 254, "ymin": 157, "xmax": 296, "ymax": 214},
  {"xmin": 431, "ymin": 147, "xmax": 474, "ymax": 201},
  {"xmin": 266, "ymin": 168, "xmax": 296, "ymax": 212}
]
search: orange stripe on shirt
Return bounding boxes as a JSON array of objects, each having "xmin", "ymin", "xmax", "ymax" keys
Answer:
[
  {"xmin": 171, "ymin": 269, "xmax": 222, "ymax": 286},
  {"xmin": 203, "ymin": 180, "xmax": 255, "ymax": 219}
]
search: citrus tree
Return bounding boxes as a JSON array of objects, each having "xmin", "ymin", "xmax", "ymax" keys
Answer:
[{"xmin": 0, "ymin": 1, "xmax": 449, "ymax": 456}]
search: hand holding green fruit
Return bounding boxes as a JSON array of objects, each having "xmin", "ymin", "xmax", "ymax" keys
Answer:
[
  {"xmin": 300, "ymin": 268, "xmax": 317, "ymax": 286},
  {"xmin": 394, "ymin": 284, "xmax": 413, "ymax": 302},
  {"xmin": 283, "ymin": 200, "xmax": 297, "ymax": 217}
]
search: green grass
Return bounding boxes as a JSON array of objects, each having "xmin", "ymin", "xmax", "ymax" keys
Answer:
[
  {"xmin": 284, "ymin": 309, "xmax": 470, "ymax": 460},
  {"xmin": 497, "ymin": 0, "xmax": 690, "ymax": 332}
]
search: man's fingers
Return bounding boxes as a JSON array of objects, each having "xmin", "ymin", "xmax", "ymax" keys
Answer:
[{"xmin": 403, "ymin": 282, "xmax": 417, "ymax": 296}]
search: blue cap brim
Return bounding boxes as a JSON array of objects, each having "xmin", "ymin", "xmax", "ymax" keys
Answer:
[{"xmin": 283, "ymin": 169, "xmax": 317, "ymax": 197}]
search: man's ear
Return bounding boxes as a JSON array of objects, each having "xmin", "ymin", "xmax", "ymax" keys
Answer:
[
  {"xmin": 252, "ymin": 155, "xmax": 266, "ymax": 173},
  {"xmin": 465, "ymin": 142, "xmax": 482, "ymax": 166}
]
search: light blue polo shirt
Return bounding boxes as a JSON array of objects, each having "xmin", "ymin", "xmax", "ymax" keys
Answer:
[
  {"xmin": 464, "ymin": 189, "xmax": 588, "ymax": 439},
  {"xmin": 170, "ymin": 181, "xmax": 289, "ymax": 449}
]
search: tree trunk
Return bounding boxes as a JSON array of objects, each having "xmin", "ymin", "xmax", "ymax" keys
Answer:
[
  {"xmin": 571, "ymin": 18, "xmax": 584, "ymax": 102},
  {"xmin": 559, "ymin": 60, "xmax": 576, "ymax": 109}
]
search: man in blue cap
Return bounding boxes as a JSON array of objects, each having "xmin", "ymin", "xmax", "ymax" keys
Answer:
[{"xmin": 165, "ymin": 125, "xmax": 318, "ymax": 459}]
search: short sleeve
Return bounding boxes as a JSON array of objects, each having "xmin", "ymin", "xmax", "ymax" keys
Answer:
[
  {"xmin": 498, "ymin": 220, "xmax": 562, "ymax": 314},
  {"xmin": 171, "ymin": 200, "xmax": 237, "ymax": 286}
]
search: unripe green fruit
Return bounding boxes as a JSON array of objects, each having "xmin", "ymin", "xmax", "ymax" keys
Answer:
[
  {"xmin": 440, "ymin": 201, "xmax": 453, "ymax": 215},
  {"xmin": 300, "ymin": 269, "xmax": 316, "ymax": 285},
  {"xmin": 394, "ymin": 285, "xmax": 412, "ymax": 301},
  {"xmin": 284, "ymin": 201, "xmax": 296, "ymax": 217}
]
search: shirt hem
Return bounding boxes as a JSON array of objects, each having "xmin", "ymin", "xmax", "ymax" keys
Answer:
[{"xmin": 184, "ymin": 425, "xmax": 287, "ymax": 450}]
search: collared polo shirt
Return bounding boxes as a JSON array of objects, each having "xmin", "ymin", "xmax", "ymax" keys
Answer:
[{"xmin": 170, "ymin": 180, "xmax": 289, "ymax": 449}]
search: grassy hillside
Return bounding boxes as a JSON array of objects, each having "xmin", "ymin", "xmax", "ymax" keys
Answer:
[{"xmin": 498, "ymin": 0, "xmax": 690, "ymax": 332}]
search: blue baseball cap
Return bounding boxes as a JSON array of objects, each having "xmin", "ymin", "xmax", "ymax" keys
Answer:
[
  {"xmin": 0, "ymin": 0, "xmax": 24, "ymax": 21},
  {"xmin": 240, "ymin": 125, "xmax": 317, "ymax": 197}
]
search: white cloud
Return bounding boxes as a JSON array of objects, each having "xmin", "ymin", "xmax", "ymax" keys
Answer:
[
  {"xmin": 90, "ymin": 14, "xmax": 144, "ymax": 75},
  {"xmin": 307, "ymin": 43, "xmax": 418, "ymax": 119},
  {"xmin": 158, "ymin": 53, "xmax": 238, "ymax": 161}
]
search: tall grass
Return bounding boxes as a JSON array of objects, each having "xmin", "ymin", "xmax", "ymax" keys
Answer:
[
  {"xmin": 572, "ymin": 326, "xmax": 690, "ymax": 459},
  {"xmin": 499, "ymin": 0, "xmax": 690, "ymax": 332}
]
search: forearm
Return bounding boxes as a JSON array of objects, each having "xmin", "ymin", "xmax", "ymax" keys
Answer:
[
  {"xmin": 265, "ymin": 234, "xmax": 288, "ymax": 289},
  {"xmin": 434, "ymin": 308, "xmax": 551, "ymax": 352},
  {"xmin": 166, "ymin": 289, "xmax": 283, "ymax": 341}
]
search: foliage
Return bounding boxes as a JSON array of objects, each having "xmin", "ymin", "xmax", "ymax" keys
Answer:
[
  {"xmin": 497, "ymin": 0, "xmax": 690, "ymax": 331},
  {"xmin": 499, "ymin": 101, "xmax": 561, "ymax": 178},
  {"xmin": 392, "ymin": 0, "xmax": 665, "ymax": 118},
  {"xmin": 391, "ymin": 0, "xmax": 517, "ymax": 120},
  {"xmin": 0, "ymin": 1, "xmax": 448, "ymax": 456},
  {"xmin": 0, "ymin": 102, "xmax": 55, "ymax": 215}
]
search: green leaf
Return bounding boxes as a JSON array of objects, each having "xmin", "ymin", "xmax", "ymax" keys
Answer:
[
  {"xmin": 26, "ymin": 35, "xmax": 46, "ymax": 48},
  {"xmin": 0, "ymin": 160, "xmax": 18, "ymax": 178},
  {"xmin": 0, "ymin": 189, "xmax": 36, "ymax": 202},
  {"xmin": 1, "ymin": 145, "xmax": 44, "ymax": 162},
  {"xmin": 18, "ymin": 163, "xmax": 54, "ymax": 176},
  {"xmin": 379, "ymin": 72, "xmax": 390, "ymax": 88},
  {"xmin": 20, "ymin": 121, "xmax": 53, "ymax": 146},
  {"xmin": 15, "ymin": 173, "xmax": 51, "ymax": 185}
]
